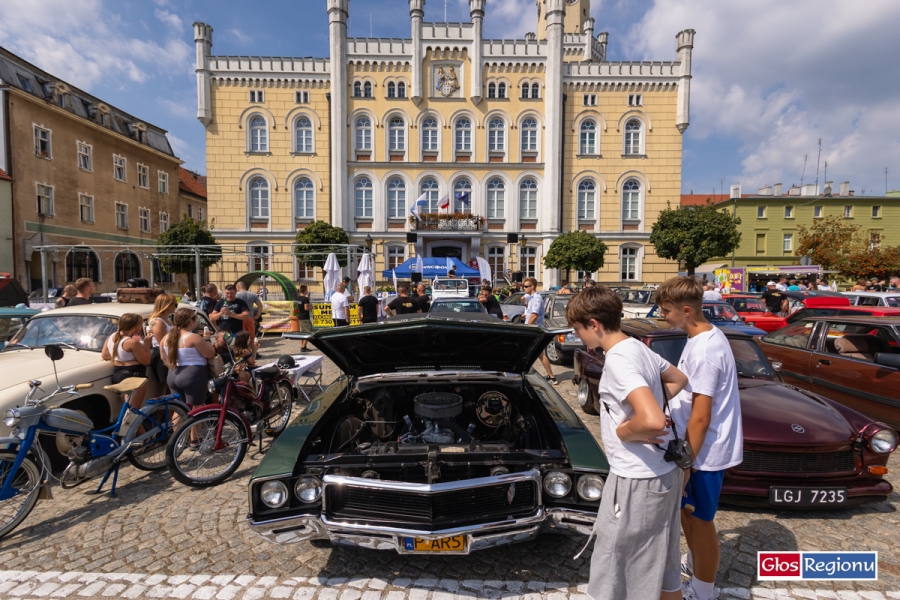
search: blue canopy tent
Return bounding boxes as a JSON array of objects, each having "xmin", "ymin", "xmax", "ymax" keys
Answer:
[{"xmin": 381, "ymin": 257, "xmax": 479, "ymax": 279}]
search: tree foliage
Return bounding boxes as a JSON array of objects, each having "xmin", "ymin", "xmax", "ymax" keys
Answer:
[
  {"xmin": 797, "ymin": 217, "xmax": 900, "ymax": 279},
  {"xmin": 649, "ymin": 202, "xmax": 742, "ymax": 276},
  {"xmin": 543, "ymin": 231, "xmax": 608, "ymax": 274},
  {"xmin": 156, "ymin": 216, "xmax": 221, "ymax": 294},
  {"xmin": 293, "ymin": 220, "xmax": 350, "ymax": 268}
]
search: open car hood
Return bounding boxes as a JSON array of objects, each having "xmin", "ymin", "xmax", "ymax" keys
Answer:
[{"xmin": 308, "ymin": 314, "xmax": 562, "ymax": 377}]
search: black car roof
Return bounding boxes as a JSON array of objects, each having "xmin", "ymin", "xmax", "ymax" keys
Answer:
[{"xmin": 621, "ymin": 318, "xmax": 753, "ymax": 339}]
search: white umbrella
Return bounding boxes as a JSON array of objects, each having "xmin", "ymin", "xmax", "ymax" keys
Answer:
[
  {"xmin": 357, "ymin": 253, "xmax": 374, "ymax": 291},
  {"xmin": 392, "ymin": 269, "xmax": 399, "ymax": 294},
  {"xmin": 415, "ymin": 256, "xmax": 424, "ymax": 278},
  {"xmin": 446, "ymin": 256, "xmax": 454, "ymax": 274},
  {"xmin": 476, "ymin": 256, "xmax": 492, "ymax": 286},
  {"xmin": 323, "ymin": 253, "xmax": 341, "ymax": 297}
]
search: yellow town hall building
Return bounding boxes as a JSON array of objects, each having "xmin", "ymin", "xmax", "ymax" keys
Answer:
[{"xmin": 194, "ymin": 0, "xmax": 693, "ymax": 288}]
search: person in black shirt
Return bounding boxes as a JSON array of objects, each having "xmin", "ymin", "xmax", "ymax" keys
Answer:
[
  {"xmin": 67, "ymin": 278, "xmax": 95, "ymax": 306},
  {"xmin": 479, "ymin": 287, "xmax": 503, "ymax": 319},
  {"xmin": 357, "ymin": 286, "xmax": 379, "ymax": 324},
  {"xmin": 386, "ymin": 284, "xmax": 422, "ymax": 315},
  {"xmin": 414, "ymin": 283, "xmax": 430, "ymax": 312},
  {"xmin": 210, "ymin": 284, "xmax": 251, "ymax": 335},
  {"xmin": 198, "ymin": 283, "xmax": 219, "ymax": 316},
  {"xmin": 761, "ymin": 281, "xmax": 785, "ymax": 316},
  {"xmin": 297, "ymin": 285, "xmax": 312, "ymax": 352}
]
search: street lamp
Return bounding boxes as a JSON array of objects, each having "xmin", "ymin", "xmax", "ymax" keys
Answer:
[{"xmin": 364, "ymin": 233, "xmax": 373, "ymax": 250}]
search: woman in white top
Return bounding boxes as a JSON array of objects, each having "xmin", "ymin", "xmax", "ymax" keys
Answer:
[
  {"xmin": 101, "ymin": 313, "xmax": 152, "ymax": 408},
  {"xmin": 148, "ymin": 293, "xmax": 177, "ymax": 386},
  {"xmin": 165, "ymin": 308, "xmax": 216, "ymax": 407}
]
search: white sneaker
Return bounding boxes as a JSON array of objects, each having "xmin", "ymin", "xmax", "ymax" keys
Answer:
[
  {"xmin": 681, "ymin": 580, "xmax": 700, "ymax": 600},
  {"xmin": 681, "ymin": 552, "xmax": 693, "ymax": 578}
]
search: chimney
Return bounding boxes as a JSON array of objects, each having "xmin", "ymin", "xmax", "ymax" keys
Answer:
[
  {"xmin": 788, "ymin": 185, "xmax": 800, "ymax": 196},
  {"xmin": 730, "ymin": 185, "xmax": 741, "ymax": 199},
  {"xmin": 757, "ymin": 185, "xmax": 772, "ymax": 196},
  {"xmin": 839, "ymin": 181, "xmax": 850, "ymax": 197},
  {"xmin": 823, "ymin": 181, "xmax": 833, "ymax": 196},
  {"xmin": 801, "ymin": 183, "xmax": 818, "ymax": 196},
  {"xmin": 773, "ymin": 183, "xmax": 782, "ymax": 196}
]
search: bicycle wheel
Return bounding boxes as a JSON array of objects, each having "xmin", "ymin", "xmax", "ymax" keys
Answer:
[
  {"xmin": 0, "ymin": 451, "xmax": 42, "ymax": 540},
  {"xmin": 165, "ymin": 413, "xmax": 248, "ymax": 487},
  {"xmin": 265, "ymin": 382, "xmax": 293, "ymax": 437},
  {"xmin": 126, "ymin": 401, "xmax": 190, "ymax": 472}
]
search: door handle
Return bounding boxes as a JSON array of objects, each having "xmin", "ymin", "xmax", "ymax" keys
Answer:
[{"xmin": 819, "ymin": 359, "xmax": 831, "ymax": 365}]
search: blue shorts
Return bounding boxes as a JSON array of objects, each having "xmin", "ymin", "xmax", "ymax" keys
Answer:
[{"xmin": 681, "ymin": 469, "xmax": 726, "ymax": 521}]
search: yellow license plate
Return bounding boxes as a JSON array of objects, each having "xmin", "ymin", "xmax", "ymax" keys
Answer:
[{"xmin": 403, "ymin": 535, "xmax": 467, "ymax": 553}]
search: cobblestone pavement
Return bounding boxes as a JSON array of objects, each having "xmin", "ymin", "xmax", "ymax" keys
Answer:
[{"xmin": 0, "ymin": 335, "xmax": 897, "ymax": 599}]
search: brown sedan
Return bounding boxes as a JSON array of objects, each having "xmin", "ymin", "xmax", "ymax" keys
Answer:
[{"xmin": 759, "ymin": 316, "xmax": 900, "ymax": 429}]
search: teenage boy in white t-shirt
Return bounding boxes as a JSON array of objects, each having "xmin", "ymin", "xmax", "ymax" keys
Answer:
[
  {"xmin": 656, "ymin": 277, "xmax": 743, "ymax": 600},
  {"xmin": 566, "ymin": 287, "xmax": 689, "ymax": 600}
]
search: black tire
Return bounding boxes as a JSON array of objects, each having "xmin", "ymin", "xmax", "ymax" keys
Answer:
[
  {"xmin": 578, "ymin": 379, "xmax": 599, "ymax": 416},
  {"xmin": 166, "ymin": 413, "xmax": 248, "ymax": 487},
  {"xmin": 265, "ymin": 383, "xmax": 293, "ymax": 437},
  {"xmin": 126, "ymin": 401, "xmax": 190, "ymax": 472},
  {"xmin": 0, "ymin": 451, "xmax": 42, "ymax": 540},
  {"xmin": 545, "ymin": 342, "xmax": 565, "ymax": 365}
]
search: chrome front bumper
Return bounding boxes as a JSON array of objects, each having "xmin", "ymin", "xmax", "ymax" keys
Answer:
[{"xmin": 246, "ymin": 507, "xmax": 596, "ymax": 553}]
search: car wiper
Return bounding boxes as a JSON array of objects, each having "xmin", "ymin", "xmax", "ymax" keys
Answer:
[
  {"xmin": 3, "ymin": 342, "xmax": 31, "ymax": 350},
  {"xmin": 737, "ymin": 371, "xmax": 756, "ymax": 379}
]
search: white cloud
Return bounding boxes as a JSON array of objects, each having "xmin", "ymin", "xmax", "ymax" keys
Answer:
[
  {"xmin": 626, "ymin": 0, "xmax": 900, "ymax": 192},
  {"xmin": 227, "ymin": 28, "xmax": 253, "ymax": 46},
  {"xmin": 154, "ymin": 9, "xmax": 183, "ymax": 31}
]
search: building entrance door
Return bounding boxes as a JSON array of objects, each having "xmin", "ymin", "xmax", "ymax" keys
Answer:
[{"xmin": 430, "ymin": 246, "xmax": 463, "ymax": 260}]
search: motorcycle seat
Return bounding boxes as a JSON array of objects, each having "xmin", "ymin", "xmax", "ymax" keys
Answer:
[{"xmin": 255, "ymin": 366, "xmax": 280, "ymax": 380}]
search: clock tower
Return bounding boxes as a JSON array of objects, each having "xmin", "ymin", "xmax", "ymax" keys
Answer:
[{"xmin": 537, "ymin": 0, "xmax": 590, "ymax": 38}]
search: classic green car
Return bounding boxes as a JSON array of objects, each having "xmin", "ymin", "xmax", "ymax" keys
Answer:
[
  {"xmin": 248, "ymin": 314, "xmax": 609, "ymax": 554},
  {"xmin": 0, "ymin": 307, "xmax": 39, "ymax": 351}
]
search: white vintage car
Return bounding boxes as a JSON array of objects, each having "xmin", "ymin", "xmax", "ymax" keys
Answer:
[
  {"xmin": 0, "ymin": 301, "xmax": 215, "ymax": 470},
  {"xmin": 430, "ymin": 278, "xmax": 471, "ymax": 301}
]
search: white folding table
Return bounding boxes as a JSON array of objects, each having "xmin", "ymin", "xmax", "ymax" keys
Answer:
[{"xmin": 253, "ymin": 354, "xmax": 324, "ymax": 403}]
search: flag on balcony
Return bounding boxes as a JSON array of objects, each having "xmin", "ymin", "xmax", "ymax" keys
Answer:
[
  {"xmin": 455, "ymin": 192, "xmax": 470, "ymax": 204},
  {"xmin": 438, "ymin": 195, "xmax": 450, "ymax": 210},
  {"xmin": 410, "ymin": 193, "xmax": 428, "ymax": 221}
]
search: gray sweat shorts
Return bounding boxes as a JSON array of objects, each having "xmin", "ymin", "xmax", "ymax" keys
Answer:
[{"xmin": 586, "ymin": 467, "xmax": 682, "ymax": 600}]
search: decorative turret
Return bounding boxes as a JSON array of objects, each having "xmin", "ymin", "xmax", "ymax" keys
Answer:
[
  {"xmin": 328, "ymin": 0, "xmax": 350, "ymax": 227},
  {"xmin": 596, "ymin": 31, "xmax": 608, "ymax": 61},
  {"xmin": 193, "ymin": 22, "xmax": 213, "ymax": 126},
  {"xmin": 470, "ymin": 0, "xmax": 485, "ymax": 105},
  {"xmin": 410, "ymin": 0, "xmax": 425, "ymax": 105},
  {"xmin": 675, "ymin": 28, "xmax": 695, "ymax": 133},
  {"xmin": 583, "ymin": 17, "xmax": 595, "ymax": 61}
]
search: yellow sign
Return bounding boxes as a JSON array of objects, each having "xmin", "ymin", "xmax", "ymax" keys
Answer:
[
  {"xmin": 311, "ymin": 302, "xmax": 360, "ymax": 328},
  {"xmin": 259, "ymin": 301, "xmax": 297, "ymax": 333}
]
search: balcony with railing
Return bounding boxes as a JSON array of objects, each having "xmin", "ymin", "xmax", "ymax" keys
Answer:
[{"xmin": 410, "ymin": 213, "xmax": 485, "ymax": 231}]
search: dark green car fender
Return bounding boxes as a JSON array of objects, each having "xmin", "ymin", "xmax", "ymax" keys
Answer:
[{"xmin": 250, "ymin": 377, "xmax": 349, "ymax": 481}]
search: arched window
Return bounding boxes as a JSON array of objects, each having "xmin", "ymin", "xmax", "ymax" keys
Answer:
[
  {"xmin": 295, "ymin": 117, "xmax": 313, "ymax": 153},
  {"xmin": 355, "ymin": 177, "xmax": 373, "ymax": 218},
  {"xmin": 624, "ymin": 119, "xmax": 642, "ymax": 155},
  {"xmin": 295, "ymin": 177, "xmax": 315, "ymax": 219},
  {"xmin": 622, "ymin": 179, "xmax": 641, "ymax": 221},
  {"xmin": 249, "ymin": 177, "xmax": 270, "ymax": 219},
  {"xmin": 487, "ymin": 178, "xmax": 505, "ymax": 219},
  {"xmin": 579, "ymin": 120, "xmax": 596, "ymax": 155},
  {"xmin": 114, "ymin": 251, "xmax": 141, "ymax": 283},
  {"xmin": 66, "ymin": 247, "xmax": 100, "ymax": 282},
  {"xmin": 488, "ymin": 117, "xmax": 505, "ymax": 152},
  {"xmin": 355, "ymin": 116, "xmax": 372, "ymax": 150},
  {"xmin": 531, "ymin": 83, "xmax": 540, "ymax": 99},
  {"xmin": 422, "ymin": 117, "xmax": 439, "ymax": 152},
  {"xmin": 519, "ymin": 179, "xmax": 537, "ymax": 219},
  {"xmin": 620, "ymin": 246, "xmax": 640, "ymax": 281},
  {"xmin": 388, "ymin": 117, "xmax": 405, "ymax": 152},
  {"xmin": 521, "ymin": 83, "xmax": 529, "ymax": 99},
  {"xmin": 397, "ymin": 82, "xmax": 406, "ymax": 98},
  {"xmin": 497, "ymin": 82, "xmax": 507, "ymax": 99},
  {"xmin": 453, "ymin": 179, "xmax": 471, "ymax": 213},
  {"xmin": 387, "ymin": 82, "xmax": 396, "ymax": 98},
  {"xmin": 421, "ymin": 178, "xmax": 439, "ymax": 214},
  {"xmin": 363, "ymin": 81, "xmax": 373, "ymax": 98},
  {"xmin": 249, "ymin": 116, "xmax": 267, "ymax": 152},
  {"xmin": 455, "ymin": 117, "xmax": 471, "ymax": 152},
  {"xmin": 353, "ymin": 81, "xmax": 362, "ymax": 97},
  {"xmin": 487, "ymin": 246, "xmax": 505, "ymax": 277},
  {"xmin": 387, "ymin": 246, "xmax": 405, "ymax": 270},
  {"xmin": 521, "ymin": 118, "xmax": 538, "ymax": 153},
  {"xmin": 577, "ymin": 180, "xmax": 596, "ymax": 220},
  {"xmin": 387, "ymin": 178, "xmax": 406, "ymax": 219},
  {"xmin": 487, "ymin": 83, "xmax": 496, "ymax": 99}
]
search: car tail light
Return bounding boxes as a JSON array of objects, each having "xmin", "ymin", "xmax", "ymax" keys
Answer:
[
  {"xmin": 558, "ymin": 335, "xmax": 566, "ymax": 344},
  {"xmin": 868, "ymin": 466, "xmax": 888, "ymax": 475}
]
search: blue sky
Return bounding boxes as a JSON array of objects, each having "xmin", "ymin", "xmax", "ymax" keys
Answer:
[{"xmin": 2, "ymin": 0, "xmax": 898, "ymax": 196}]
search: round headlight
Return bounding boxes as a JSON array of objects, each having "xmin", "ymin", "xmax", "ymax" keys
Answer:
[
  {"xmin": 4, "ymin": 409, "xmax": 20, "ymax": 428},
  {"xmin": 294, "ymin": 476, "xmax": 323, "ymax": 503},
  {"xmin": 259, "ymin": 481, "xmax": 289, "ymax": 508},
  {"xmin": 870, "ymin": 429, "xmax": 898, "ymax": 454},
  {"xmin": 576, "ymin": 474, "xmax": 604, "ymax": 501},
  {"xmin": 543, "ymin": 471, "xmax": 571, "ymax": 498}
]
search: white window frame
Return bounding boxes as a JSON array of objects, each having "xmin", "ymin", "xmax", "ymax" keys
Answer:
[
  {"xmin": 757, "ymin": 206, "xmax": 766, "ymax": 219},
  {"xmin": 158, "ymin": 170, "xmax": 169, "ymax": 194},
  {"xmin": 34, "ymin": 125, "xmax": 51, "ymax": 159},
  {"xmin": 79, "ymin": 194, "xmax": 94, "ymax": 223},
  {"xmin": 388, "ymin": 117, "xmax": 406, "ymax": 152},
  {"xmin": 487, "ymin": 246, "xmax": 505, "ymax": 277},
  {"xmin": 139, "ymin": 207, "xmax": 151, "ymax": 233},
  {"xmin": 421, "ymin": 178, "xmax": 440, "ymax": 214},
  {"xmin": 355, "ymin": 116, "xmax": 372, "ymax": 151},
  {"xmin": 623, "ymin": 119, "xmax": 644, "ymax": 156},
  {"xmin": 115, "ymin": 202, "xmax": 128, "ymax": 229},
  {"xmin": 397, "ymin": 82, "xmax": 407, "ymax": 98},
  {"xmin": 813, "ymin": 205, "xmax": 822, "ymax": 219},
  {"xmin": 77, "ymin": 141, "xmax": 92, "ymax": 171},
  {"xmin": 355, "ymin": 177, "xmax": 373, "ymax": 218},
  {"xmin": 113, "ymin": 154, "xmax": 126, "ymax": 182},
  {"xmin": 583, "ymin": 94, "xmax": 597, "ymax": 106},
  {"xmin": 387, "ymin": 178, "xmax": 406, "ymax": 219},
  {"xmin": 531, "ymin": 83, "xmax": 540, "ymax": 99},
  {"xmin": 295, "ymin": 177, "xmax": 316, "ymax": 220},
  {"xmin": 295, "ymin": 90, "xmax": 309, "ymax": 103},
  {"xmin": 521, "ymin": 82, "xmax": 530, "ymax": 99},
  {"xmin": 497, "ymin": 82, "xmax": 507, "ymax": 99},
  {"xmin": 197, "ymin": 206, "xmax": 204, "ymax": 222},
  {"xmin": 619, "ymin": 245, "xmax": 641, "ymax": 282},
  {"xmin": 578, "ymin": 179, "xmax": 596, "ymax": 220},
  {"xmin": 137, "ymin": 163, "xmax": 149, "ymax": 189},
  {"xmin": 488, "ymin": 117, "xmax": 506, "ymax": 154},
  {"xmin": 454, "ymin": 117, "xmax": 472, "ymax": 153},
  {"xmin": 520, "ymin": 246, "xmax": 537, "ymax": 279},
  {"xmin": 294, "ymin": 116, "xmax": 314, "ymax": 153},
  {"xmin": 387, "ymin": 245, "xmax": 406, "ymax": 271},
  {"xmin": 579, "ymin": 120, "xmax": 597, "ymax": 155},
  {"xmin": 248, "ymin": 243, "xmax": 272, "ymax": 272},
  {"xmin": 159, "ymin": 211, "xmax": 169, "ymax": 233},
  {"xmin": 783, "ymin": 233, "xmax": 793, "ymax": 252},
  {"xmin": 249, "ymin": 90, "xmax": 264, "ymax": 103},
  {"xmin": 486, "ymin": 178, "xmax": 505, "ymax": 219},
  {"xmin": 628, "ymin": 94, "xmax": 643, "ymax": 106},
  {"xmin": 784, "ymin": 205, "xmax": 794, "ymax": 219},
  {"xmin": 36, "ymin": 183, "xmax": 54, "ymax": 216},
  {"xmin": 872, "ymin": 205, "xmax": 881, "ymax": 218},
  {"xmin": 248, "ymin": 177, "xmax": 270, "ymax": 220},
  {"xmin": 248, "ymin": 115, "xmax": 268, "ymax": 153},
  {"xmin": 453, "ymin": 178, "xmax": 472, "ymax": 214},
  {"xmin": 621, "ymin": 179, "xmax": 642, "ymax": 223},
  {"xmin": 844, "ymin": 205, "xmax": 853, "ymax": 218},
  {"xmin": 422, "ymin": 116, "xmax": 439, "ymax": 154},
  {"xmin": 296, "ymin": 262, "xmax": 316, "ymax": 282},
  {"xmin": 521, "ymin": 117, "xmax": 538, "ymax": 154},
  {"xmin": 487, "ymin": 83, "xmax": 496, "ymax": 99},
  {"xmin": 519, "ymin": 178, "xmax": 537, "ymax": 220},
  {"xmin": 387, "ymin": 82, "xmax": 396, "ymax": 98}
]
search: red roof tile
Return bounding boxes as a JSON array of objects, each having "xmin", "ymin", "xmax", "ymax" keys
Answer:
[
  {"xmin": 0, "ymin": 168, "xmax": 10, "ymax": 182},
  {"xmin": 178, "ymin": 166, "xmax": 206, "ymax": 199},
  {"xmin": 681, "ymin": 194, "xmax": 729, "ymax": 206}
]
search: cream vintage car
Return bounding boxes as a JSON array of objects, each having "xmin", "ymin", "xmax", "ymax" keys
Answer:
[{"xmin": 0, "ymin": 301, "xmax": 216, "ymax": 470}]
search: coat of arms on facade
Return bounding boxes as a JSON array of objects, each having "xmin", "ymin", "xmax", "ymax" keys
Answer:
[{"xmin": 434, "ymin": 65, "xmax": 460, "ymax": 97}]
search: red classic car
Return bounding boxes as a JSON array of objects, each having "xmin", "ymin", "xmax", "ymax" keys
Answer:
[
  {"xmin": 572, "ymin": 319, "xmax": 896, "ymax": 508},
  {"xmin": 722, "ymin": 294, "xmax": 786, "ymax": 332}
]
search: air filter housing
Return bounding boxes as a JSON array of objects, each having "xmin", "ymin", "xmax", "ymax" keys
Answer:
[{"xmin": 413, "ymin": 392, "xmax": 463, "ymax": 419}]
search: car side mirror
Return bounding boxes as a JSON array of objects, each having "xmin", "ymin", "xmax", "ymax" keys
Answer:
[
  {"xmin": 874, "ymin": 353, "xmax": 900, "ymax": 369},
  {"xmin": 771, "ymin": 361, "xmax": 783, "ymax": 372},
  {"xmin": 44, "ymin": 344, "xmax": 64, "ymax": 361}
]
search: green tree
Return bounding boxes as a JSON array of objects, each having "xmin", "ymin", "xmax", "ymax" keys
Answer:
[
  {"xmin": 293, "ymin": 220, "xmax": 350, "ymax": 268},
  {"xmin": 543, "ymin": 231, "xmax": 608, "ymax": 276},
  {"xmin": 155, "ymin": 216, "xmax": 221, "ymax": 296},
  {"xmin": 795, "ymin": 215, "xmax": 866, "ymax": 272},
  {"xmin": 650, "ymin": 202, "xmax": 742, "ymax": 276}
]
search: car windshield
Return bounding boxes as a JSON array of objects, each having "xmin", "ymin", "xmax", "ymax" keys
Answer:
[
  {"xmin": 702, "ymin": 303, "xmax": 741, "ymax": 322},
  {"xmin": 726, "ymin": 297, "xmax": 768, "ymax": 313},
  {"xmin": 432, "ymin": 279, "xmax": 468, "ymax": 291},
  {"xmin": 502, "ymin": 293, "xmax": 525, "ymax": 305},
  {"xmin": 3, "ymin": 315, "xmax": 118, "ymax": 351},
  {"xmin": 0, "ymin": 317, "xmax": 27, "ymax": 345},
  {"xmin": 551, "ymin": 296, "xmax": 570, "ymax": 318},
  {"xmin": 430, "ymin": 300, "xmax": 484, "ymax": 313},
  {"xmin": 649, "ymin": 338, "xmax": 687, "ymax": 364},
  {"xmin": 649, "ymin": 336, "xmax": 777, "ymax": 380},
  {"xmin": 887, "ymin": 297, "xmax": 899, "ymax": 308},
  {"xmin": 617, "ymin": 290, "xmax": 654, "ymax": 304}
]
